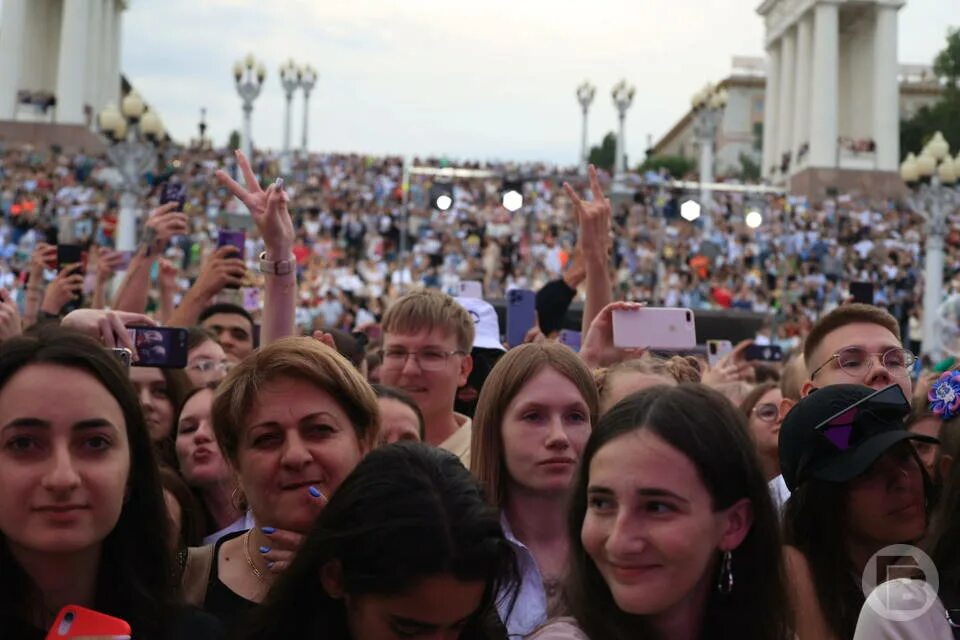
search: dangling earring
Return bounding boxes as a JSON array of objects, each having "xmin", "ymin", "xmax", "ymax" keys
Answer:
[{"xmin": 717, "ymin": 550, "xmax": 734, "ymax": 594}]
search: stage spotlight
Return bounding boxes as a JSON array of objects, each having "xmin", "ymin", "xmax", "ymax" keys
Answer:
[
  {"xmin": 501, "ymin": 178, "xmax": 524, "ymax": 212},
  {"xmin": 680, "ymin": 200, "xmax": 701, "ymax": 222},
  {"xmin": 429, "ymin": 183, "xmax": 454, "ymax": 211}
]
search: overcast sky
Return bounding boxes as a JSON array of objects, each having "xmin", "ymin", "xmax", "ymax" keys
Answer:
[{"xmin": 109, "ymin": 0, "xmax": 957, "ymax": 165}]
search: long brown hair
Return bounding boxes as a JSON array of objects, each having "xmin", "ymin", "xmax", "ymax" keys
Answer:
[
  {"xmin": 471, "ymin": 343, "xmax": 599, "ymax": 508},
  {"xmin": 565, "ymin": 385, "xmax": 792, "ymax": 640}
]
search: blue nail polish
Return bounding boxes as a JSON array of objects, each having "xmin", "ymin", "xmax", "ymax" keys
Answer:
[
  {"xmin": 259, "ymin": 546, "xmax": 270, "ymax": 554},
  {"xmin": 308, "ymin": 486, "xmax": 323, "ymax": 499},
  {"xmin": 261, "ymin": 526, "xmax": 276, "ymax": 535}
]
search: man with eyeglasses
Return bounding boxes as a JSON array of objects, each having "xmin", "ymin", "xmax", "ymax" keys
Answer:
[
  {"xmin": 379, "ymin": 290, "xmax": 475, "ymax": 467},
  {"xmin": 800, "ymin": 303, "xmax": 914, "ymax": 402}
]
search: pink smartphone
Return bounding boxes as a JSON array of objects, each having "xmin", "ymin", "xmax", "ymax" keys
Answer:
[{"xmin": 612, "ymin": 307, "xmax": 696, "ymax": 351}]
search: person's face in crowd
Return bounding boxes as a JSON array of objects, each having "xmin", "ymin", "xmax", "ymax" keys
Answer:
[
  {"xmin": 175, "ymin": 389, "xmax": 231, "ymax": 488},
  {"xmin": 379, "ymin": 329, "xmax": 472, "ymax": 424},
  {"xmin": 237, "ymin": 377, "xmax": 367, "ymax": 533},
  {"xmin": 201, "ymin": 313, "xmax": 254, "ymax": 364},
  {"xmin": 803, "ymin": 323, "xmax": 912, "ymax": 400},
  {"xmin": 748, "ymin": 388, "xmax": 783, "ymax": 462},
  {"xmin": 186, "ymin": 339, "xmax": 230, "ymax": 387},
  {"xmin": 377, "ymin": 398, "xmax": 421, "ymax": 446},
  {"xmin": 844, "ymin": 442, "xmax": 927, "ymax": 548},
  {"xmin": 908, "ymin": 417, "xmax": 941, "ymax": 479},
  {"xmin": 323, "ymin": 571, "xmax": 487, "ymax": 640},
  {"xmin": 0, "ymin": 364, "xmax": 131, "ymax": 555},
  {"xmin": 501, "ymin": 367, "xmax": 591, "ymax": 495},
  {"xmin": 601, "ymin": 371, "xmax": 676, "ymax": 415},
  {"xmin": 129, "ymin": 366, "xmax": 174, "ymax": 441},
  {"xmin": 581, "ymin": 429, "xmax": 752, "ymax": 617}
]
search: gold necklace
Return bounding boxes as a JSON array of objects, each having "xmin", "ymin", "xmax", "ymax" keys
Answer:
[{"xmin": 243, "ymin": 530, "xmax": 265, "ymax": 582}]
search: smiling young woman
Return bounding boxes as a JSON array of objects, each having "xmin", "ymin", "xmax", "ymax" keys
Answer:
[
  {"xmin": 532, "ymin": 384, "xmax": 791, "ymax": 640},
  {"xmin": 0, "ymin": 326, "xmax": 220, "ymax": 640}
]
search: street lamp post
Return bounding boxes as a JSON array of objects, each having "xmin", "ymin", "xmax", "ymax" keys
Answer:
[
  {"xmin": 233, "ymin": 53, "xmax": 266, "ymax": 162},
  {"xmin": 97, "ymin": 92, "xmax": 164, "ymax": 253},
  {"xmin": 300, "ymin": 65, "xmax": 318, "ymax": 155},
  {"xmin": 279, "ymin": 60, "xmax": 302, "ymax": 168},
  {"xmin": 191, "ymin": 107, "xmax": 210, "ymax": 150},
  {"xmin": 901, "ymin": 131, "xmax": 960, "ymax": 361},
  {"xmin": 576, "ymin": 81, "xmax": 596, "ymax": 174},
  {"xmin": 691, "ymin": 83, "xmax": 728, "ymax": 235},
  {"xmin": 611, "ymin": 80, "xmax": 635, "ymax": 181}
]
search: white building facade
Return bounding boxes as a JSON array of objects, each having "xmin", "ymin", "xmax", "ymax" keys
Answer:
[
  {"xmin": 758, "ymin": 0, "xmax": 906, "ymax": 197},
  {"xmin": 0, "ymin": 0, "xmax": 127, "ymax": 127}
]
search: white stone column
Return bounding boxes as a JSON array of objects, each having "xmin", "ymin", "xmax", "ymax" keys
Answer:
[
  {"xmin": 100, "ymin": 0, "xmax": 116, "ymax": 111},
  {"xmin": 777, "ymin": 27, "xmax": 796, "ymax": 175},
  {"xmin": 56, "ymin": 0, "xmax": 92, "ymax": 124},
  {"xmin": 792, "ymin": 13, "xmax": 813, "ymax": 165},
  {"xmin": 0, "ymin": 0, "xmax": 28, "ymax": 119},
  {"xmin": 113, "ymin": 2, "xmax": 124, "ymax": 101},
  {"xmin": 86, "ymin": 0, "xmax": 104, "ymax": 120},
  {"xmin": 873, "ymin": 3, "xmax": 901, "ymax": 172},
  {"xmin": 809, "ymin": 1, "xmax": 840, "ymax": 168},
  {"xmin": 762, "ymin": 40, "xmax": 782, "ymax": 179}
]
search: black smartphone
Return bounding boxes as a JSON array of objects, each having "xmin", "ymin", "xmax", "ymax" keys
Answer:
[
  {"xmin": 159, "ymin": 182, "xmax": 187, "ymax": 212},
  {"xmin": 744, "ymin": 344, "xmax": 784, "ymax": 363},
  {"xmin": 850, "ymin": 281, "xmax": 874, "ymax": 305},
  {"xmin": 127, "ymin": 327, "xmax": 188, "ymax": 368},
  {"xmin": 56, "ymin": 244, "xmax": 84, "ymax": 274}
]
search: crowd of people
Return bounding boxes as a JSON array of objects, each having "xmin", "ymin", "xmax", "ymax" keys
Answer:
[
  {"xmin": 2, "ymin": 141, "xmax": 954, "ymax": 357},
  {"xmin": 0, "ymin": 141, "xmax": 958, "ymax": 640}
]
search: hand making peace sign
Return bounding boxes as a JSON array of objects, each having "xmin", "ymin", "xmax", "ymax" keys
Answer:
[{"xmin": 215, "ymin": 150, "xmax": 295, "ymax": 255}]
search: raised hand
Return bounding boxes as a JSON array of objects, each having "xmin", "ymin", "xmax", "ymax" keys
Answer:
[
  {"xmin": 30, "ymin": 243, "xmax": 56, "ymax": 274},
  {"xmin": 95, "ymin": 247, "xmax": 126, "ymax": 284},
  {"xmin": 579, "ymin": 301, "xmax": 646, "ymax": 369},
  {"xmin": 0, "ymin": 289, "xmax": 22, "ymax": 343},
  {"xmin": 192, "ymin": 246, "xmax": 247, "ymax": 299},
  {"xmin": 143, "ymin": 203, "xmax": 189, "ymax": 255},
  {"xmin": 61, "ymin": 309, "xmax": 156, "ymax": 357},
  {"xmin": 157, "ymin": 258, "xmax": 179, "ymax": 292},
  {"xmin": 215, "ymin": 150, "xmax": 294, "ymax": 255},
  {"xmin": 563, "ymin": 164, "xmax": 612, "ymax": 261},
  {"xmin": 40, "ymin": 263, "xmax": 84, "ymax": 315}
]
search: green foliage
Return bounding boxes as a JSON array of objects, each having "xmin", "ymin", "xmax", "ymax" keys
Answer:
[
  {"xmin": 588, "ymin": 132, "xmax": 617, "ymax": 172},
  {"xmin": 639, "ymin": 154, "xmax": 695, "ymax": 179},
  {"xmin": 900, "ymin": 29, "xmax": 960, "ymax": 159},
  {"xmin": 737, "ymin": 153, "xmax": 762, "ymax": 182},
  {"xmin": 228, "ymin": 130, "xmax": 241, "ymax": 151}
]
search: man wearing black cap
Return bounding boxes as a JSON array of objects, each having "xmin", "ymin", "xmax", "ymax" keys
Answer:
[{"xmin": 779, "ymin": 383, "xmax": 937, "ymax": 640}]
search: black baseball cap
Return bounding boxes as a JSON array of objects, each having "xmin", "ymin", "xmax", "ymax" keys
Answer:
[{"xmin": 779, "ymin": 384, "xmax": 938, "ymax": 492}]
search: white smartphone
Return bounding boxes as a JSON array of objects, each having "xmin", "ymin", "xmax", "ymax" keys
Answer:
[
  {"xmin": 612, "ymin": 307, "xmax": 697, "ymax": 351},
  {"xmin": 707, "ymin": 340, "xmax": 733, "ymax": 367},
  {"xmin": 458, "ymin": 280, "xmax": 483, "ymax": 299}
]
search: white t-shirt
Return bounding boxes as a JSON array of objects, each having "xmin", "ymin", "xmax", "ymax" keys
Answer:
[{"xmin": 854, "ymin": 579, "xmax": 953, "ymax": 640}]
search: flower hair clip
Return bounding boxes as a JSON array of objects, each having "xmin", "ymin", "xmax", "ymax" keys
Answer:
[{"xmin": 929, "ymin": 370, "xmax": 960, "ymax": 420}]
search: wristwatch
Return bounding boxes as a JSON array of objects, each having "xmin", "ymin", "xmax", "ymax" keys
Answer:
[{"xmin": 258, "ymin": 251, "xmax": 295, "ymax": 276}]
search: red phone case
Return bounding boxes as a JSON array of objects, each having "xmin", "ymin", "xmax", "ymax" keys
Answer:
[{"xmin": 46, "ymin": 605, "xmax": 131, "ymax": 639}]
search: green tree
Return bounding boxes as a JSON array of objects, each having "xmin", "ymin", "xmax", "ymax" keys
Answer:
[
  {"xmin": 588, "ymin": 132, "xmax": 617, "ymax": 172},
  {"xmin": 737, "ymin": 153, "xmax": 762, "ymax": 182},
  {"xmin": 228, "ymin": 130, "xmax": 241, "ymax": 151},
  {"xmin": 900, "ymin": 28, "xmax": 960, "ymax": 159},
  {"xmin": 639, "ymin": 154, "xmax": 695, "ymax": 179}
]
